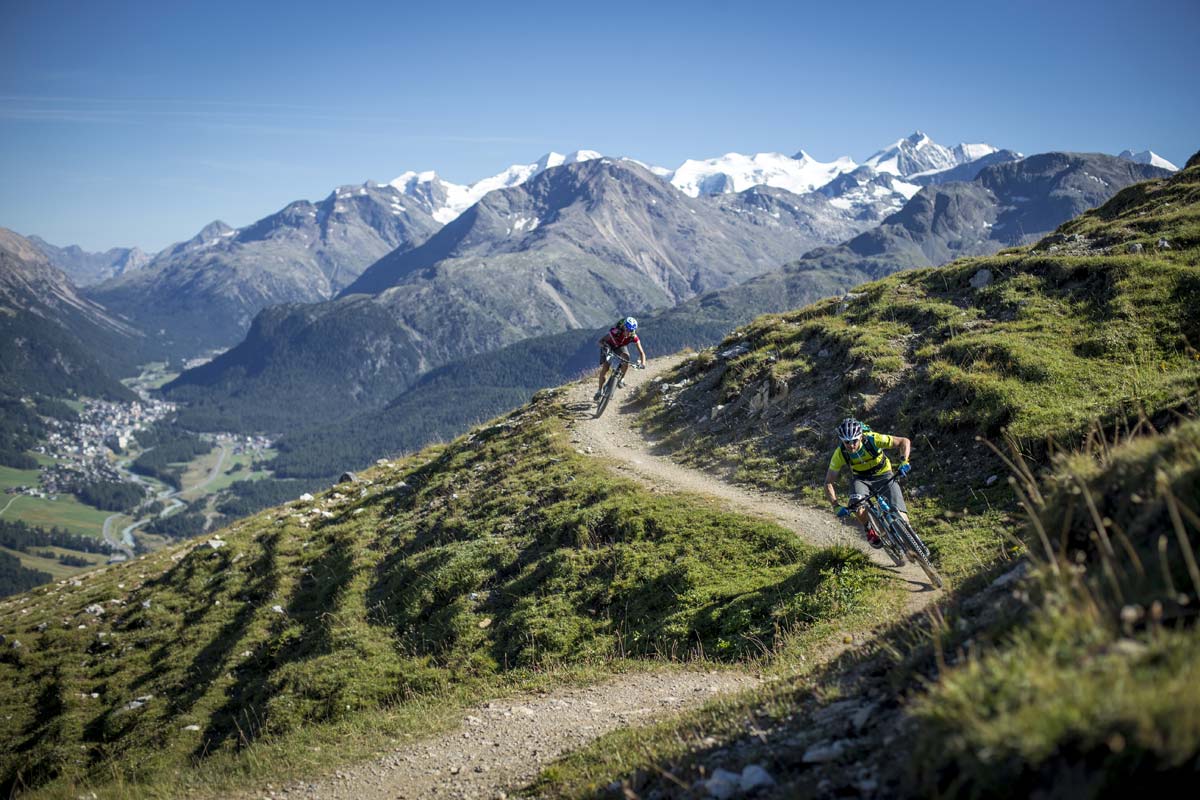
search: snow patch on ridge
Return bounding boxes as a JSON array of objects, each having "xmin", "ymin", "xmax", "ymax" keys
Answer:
[
  {"xmin": 667, "ymin": 151, "xmax": 857, "ymax": 198},
  {"xmin": 389, "ymin": 150, "xmax": 603, "ymax": 224}
]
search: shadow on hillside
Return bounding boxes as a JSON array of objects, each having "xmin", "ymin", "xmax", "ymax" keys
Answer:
[{"xmin": 191, "ymin": 528, "xmax": 355, "ymax": 760}]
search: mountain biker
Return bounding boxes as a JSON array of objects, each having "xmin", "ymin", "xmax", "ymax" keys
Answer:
[
  {"xmin": 595, "ymin": 317, "xmax": 647, "ymax": 402},
  {"xmin": 824, "ymin": 418, "xmax": 912, "ymax": 548}
]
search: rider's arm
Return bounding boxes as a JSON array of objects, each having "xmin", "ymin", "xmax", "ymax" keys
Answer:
[
  {"xmin": 893, "ymin": 436, "xmax": 912, "ymax": 462},
  {"xmin": 824, "ymin": 468, "xmax": 840, "ymax": 507},
  {"xmin": 635, "ymin": 340, "xmax": 647, "ymax": 365}
]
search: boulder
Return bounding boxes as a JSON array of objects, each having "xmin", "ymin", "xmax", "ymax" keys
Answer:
[{"xmin": 969, "ymin": 268, "xmax": 994, "ymax": 289}]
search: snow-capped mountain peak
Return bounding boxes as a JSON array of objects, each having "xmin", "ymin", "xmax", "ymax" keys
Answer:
[
  {"xmin": 865, "ymin": 131, "xmax": 999, "ymax": 178},
  {"xmin": 668, "ymin": 151, "xmax": 857, "ymax": 198},
  {"xmin": 1118, "ymin": 149, "xmax": 1179, "ymax": 172},
  {"xmin": 389, "ymin": 150, "xmax": 604, "ymax": 224}
]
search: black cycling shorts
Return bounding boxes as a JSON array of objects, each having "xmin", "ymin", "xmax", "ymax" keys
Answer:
[
  {"xmin": 599, "ymin": 344, "xmax": 630, "ymax": 367},
  {"xmin": 850, "ymin": 471, "xmax": 907, "ymax": 514}
]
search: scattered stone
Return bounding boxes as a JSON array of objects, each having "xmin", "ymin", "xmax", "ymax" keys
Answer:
[
  {"xmin": 271, "ymin": 605, "xmax": 286, "ymax": 615},
  {"xmin": 802, "ymin": 740, "xmax": 847, "ymax": 763},
  {"xmin": 183, "ymin": 724, "xmax": 201, "ymax": 731},
  {"xmin": 205, "ymin": 539, "xmax": 226, "ymax": 550},
  {"xmin": 704, "ymin": 768, "xmax": 742, "ymax": 799},
  {"xmin": 1157, "ymin": 237, "xmax": 1171, "ymax": 249},
  {"xmin": 852, "ymin": 703, "xmax": 877, "ymax": 732},
  {"xmin": 85, "ymin": 604, "xmax": 105, "ymax": 616},
  {"xmin": 718, "ymin": 345, "xmax": 749, "ymax": 360},
  {"xmin": 989, "ymin": 562, "xmax": 1029, "ymax": 589},
  {"xmin": 1126, "ymin": 242, "xmax": 1143, "ymax": 254},
  {"xmin": 740, "ymin": 764, "xmax": 776, "ymax": 792},
  {"xmin": 969, "ymin": 268, "xmax": 994, "ymax": 289},
  {"xmin": 1113, "ymin": 638, "xmax": 1148, "ymax": 657},
  {"xmin": 299, "ymin": 493, "xmax": 315, "ymax": 502},
  {"xmin": 985, "ymin": 474, "xmax": 999, "ymax": 487},
  {"xmin": 817, "ymin": 348, "xmax": 831, "ymax": 358},
  {"xmin": 338, "ymin": 471, "xmax": 358, "ymax": 484},
  {"xmin": 711, "ymin": 405, "xmax": 725, "ymax": 421}
]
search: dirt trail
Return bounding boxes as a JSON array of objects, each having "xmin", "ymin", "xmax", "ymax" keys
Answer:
[
  {"xmin": 259, "ymin": 671, "xmax": 758, "ymax": 800},
  {"xmin": 269, "ymin": 356, "xmax": 939, "ymax": 800},
  {"xmin": 567, "ymin": 354, "xmax": 940, "ymax": 611}
]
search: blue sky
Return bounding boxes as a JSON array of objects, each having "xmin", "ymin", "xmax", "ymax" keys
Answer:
[{"xmin": 2, "ymin": 0, "xmax": 1197, "ymax": 251}]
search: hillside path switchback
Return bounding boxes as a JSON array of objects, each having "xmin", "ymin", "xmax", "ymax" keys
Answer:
[{"xmin": 565, "ymin": 354, "xmax": 941, "ymax": 611}]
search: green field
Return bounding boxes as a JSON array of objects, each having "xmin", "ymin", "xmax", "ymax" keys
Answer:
[
  {"xmin": 0, "ymin": 545, "xmax": 108, "ymax": 580},
  {"xmin": 0, "ymin": 463, "xmax": 40, "ymax": 492},
  {"xmin": 0, "ymin": 493, "xmax": 112, "ymax": 538}
]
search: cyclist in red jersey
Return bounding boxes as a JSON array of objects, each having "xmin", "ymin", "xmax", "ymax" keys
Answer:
[{"xmin": 595, "ymin": 317, "xmax": 647, "ymax": 402}]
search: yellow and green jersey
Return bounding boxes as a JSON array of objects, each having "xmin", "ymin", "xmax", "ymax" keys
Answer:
[{"xmin": 828, "ymin": 431, "xmax": 895, "ymax": 476}]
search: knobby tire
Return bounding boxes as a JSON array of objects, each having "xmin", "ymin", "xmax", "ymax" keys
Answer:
[
  {"xmin": 892, "ymin": 516, "xmax": 943, "ymax": 589},
  {"xmin": 594, "ymin": 372, "xmax": 619, "ymax": 419},
  {"xmin": 867, "ymin": 506, "xmax": 905, "ymax": 567}
]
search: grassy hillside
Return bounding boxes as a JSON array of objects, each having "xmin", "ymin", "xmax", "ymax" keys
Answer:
[
  {"xmin": 526, "ymin": 152, "xmax": 1200, "ymax": 797},
  {"xmin": 0, "ymin": 389, "xmax": 892, "ymax": 798}
]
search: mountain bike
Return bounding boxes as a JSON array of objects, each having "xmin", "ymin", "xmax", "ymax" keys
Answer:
[
  {"xmin": 848, "ymin": 474, "xmax": 943, "ymax": 588},
  {"xmin": 594, "ymin": 347, "xmax": 643, "ymax": 419}
]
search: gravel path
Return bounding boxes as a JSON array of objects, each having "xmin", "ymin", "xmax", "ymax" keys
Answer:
[
  {"xmin": 261, "ymin": 356, "xmax": 939, "ymax": 800},
  {"xmin": 263, "ymin": 671, "xmax": 759, "ymax": 800},
  {"xmin": 566, "ymin": 355, "xmax": 941, "ymax": 611}
]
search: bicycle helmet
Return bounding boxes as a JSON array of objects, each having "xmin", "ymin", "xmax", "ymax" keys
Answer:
[
  {"xmin": 623, "ymin": 316, "xmax": 638, "ymax": 332},
  {"xmin": 837, "ymin": 418, "xmax": 863, "ymax": 443}
]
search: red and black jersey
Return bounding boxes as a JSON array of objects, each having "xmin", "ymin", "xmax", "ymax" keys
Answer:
[{"xmin": 602, "ymin": 326, "xmax": 639, "ymax": 349}]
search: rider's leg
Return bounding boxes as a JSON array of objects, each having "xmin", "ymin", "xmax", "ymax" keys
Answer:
[
  {"xmin": 851, "ymin": 476, "xmax": 879, "ymax": 543},
  {"xmin": 886, "ymin": 477, "xmax": 909, "ymax": 525}
]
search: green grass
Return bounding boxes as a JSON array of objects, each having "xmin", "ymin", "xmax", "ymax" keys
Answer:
[
  {"xmin": 0, "ymin": 388, "xmax": 892, "ymax": 798},
  {"xmin": 0, "ymin": 493, "xmax": 113, "ymax": 539},
  {"xmin": 526, "ymin": 156, "xmax": 1200, "ymax": 798},
  {"xmin": 903, "ymin": 417, "xmax": 1200, "ymax": 797},
  {"xmin": 0, "ymin": 463, "xmax": 41, "ymax": 492}
]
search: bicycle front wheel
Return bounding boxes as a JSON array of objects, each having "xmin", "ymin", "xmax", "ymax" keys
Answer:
[
  {"xmin": 594, "ymin": 373, "xmax": 618, "ymax": 418},
  {"xmin": 867, "ymin": 507, "xmax": 905, "ymax": 567}
]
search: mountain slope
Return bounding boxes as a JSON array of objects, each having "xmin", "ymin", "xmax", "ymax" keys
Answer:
[
  {"xmin": 787, "ymin": 151, "xmax": 1171, "ymax": 281},
  {"xmin": 389, "ymin": 149, "xmax": 603, "ymax": 223},
  {"xmin": 166, "ymin": 159, "xmax": 871, "ymax": 432},
  {"xmin": 86, "ymin": 184, "xmax": 442, "ymax": 357},
  {"xmin": 0, "ymin": 387, "xmax": 882, "ymax": 797},
  {"xmin": 0, "ymin": 228, "xmax": 142, "ymax": 397}
]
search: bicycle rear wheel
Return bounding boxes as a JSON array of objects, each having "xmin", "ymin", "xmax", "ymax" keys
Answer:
[{"xmin": 893, "ymin": 516, "xmax": 943, "ymax": 588}]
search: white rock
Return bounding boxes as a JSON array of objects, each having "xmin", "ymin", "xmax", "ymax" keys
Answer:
[
  {"xmin": 299, "ymin": 492, "xmax": 315, "ymax": 502},
  {"xmin": 183, "ymin": 724, "xmax": 201, "ymax": 731},
  {"xmin": 852, "ymin": 703, "xmax": 877, "ymax": 732},
  {"xmin": 719, "ymin": 344, "xmax": 749, "ymax": 360},
  {"xmin": 271, "ymin": 605, "xmax": 285, "ymax": 615},
  {"xmin": 740, "ymin": 764, "xmax": 776, "ymax": 791},
  {"xmin": 969, "ymin": 268, "xmax": 994, "ymax": 289},
  {"xmin": 206, "ymin": 539, "xmax": 226, "ymax": 550},
  {"xmin": 802, "ymin": 740, "xmax": 846, "ymax": 763},
  {"xmin": 705, "ymin": 768, "xmax": 742, "ymax": 799},
  {"xmin": 985, "ymin": 474, "xmax": 999, "ymax": 486},
  {"xmin": 85, "ymin": 604, "xmax": 105, "ymax": 616}
]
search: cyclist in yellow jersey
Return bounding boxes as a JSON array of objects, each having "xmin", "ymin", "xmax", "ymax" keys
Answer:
[{"xmin": 823, "ymin": 418, "xmax": 912, "ymax": 548}]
